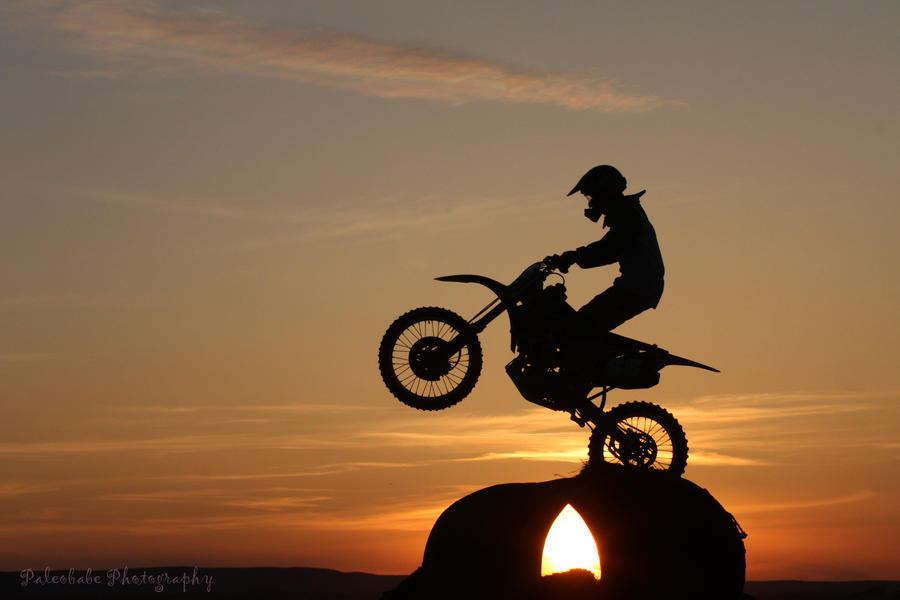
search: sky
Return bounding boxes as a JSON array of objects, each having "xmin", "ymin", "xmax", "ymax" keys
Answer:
[{"xmin": 1, "ymin": 0, "xmax": 899, "ymax": 581}]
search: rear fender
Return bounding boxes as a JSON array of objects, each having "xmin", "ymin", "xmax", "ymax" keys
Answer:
[{"xmin": 607, "ymin": 333, "xmax": 720, "ymax": 372}]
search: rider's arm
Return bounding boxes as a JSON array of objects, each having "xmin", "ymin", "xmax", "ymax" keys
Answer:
[{"xmin": 573, "ymin": 206, "xmax": 641, "ymax": 268}]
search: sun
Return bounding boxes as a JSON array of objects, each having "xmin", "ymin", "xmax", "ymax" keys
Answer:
[{"xmin": 541, "ymin": 504, "xmax": 602, "ymax": 579}]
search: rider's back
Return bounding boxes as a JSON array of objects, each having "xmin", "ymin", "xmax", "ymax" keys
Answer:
[
  {"xmin": 614, "ymin": 198, "xmax": 664, "ymax": 307},
  {"xmin": 576, "ymin": 193, "xmax": 665, "ymax": 310}
]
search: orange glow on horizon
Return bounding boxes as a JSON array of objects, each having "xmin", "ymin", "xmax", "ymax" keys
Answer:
[{"xmin": 540, "ymin": 504, "xmax": 602, "ymax": 579}]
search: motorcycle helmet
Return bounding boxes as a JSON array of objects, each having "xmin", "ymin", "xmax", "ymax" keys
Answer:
[{"xmin": 566, "ymin": 165, "xmax": 627, "ymax": 197}]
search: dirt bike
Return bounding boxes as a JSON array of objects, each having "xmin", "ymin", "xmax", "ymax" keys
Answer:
[{"xmin": 378, "ymin": 260, "xmax": 718, "ymax": 475}]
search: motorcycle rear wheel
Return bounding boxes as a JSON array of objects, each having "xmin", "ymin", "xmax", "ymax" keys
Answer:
[
  {"xmin": 587, "ymin": 401, "xmax": 688, "ymax": 476},
  {"xmin": 378, "ymin": 307, "xmax": 483, "ymax": 411}
]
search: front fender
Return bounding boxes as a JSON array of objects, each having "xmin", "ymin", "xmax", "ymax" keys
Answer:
[
  {"xmin": 435, "ymin": 273, "xmax": 518, "ymax": 349},
  {"xmin": 436, "ymin": 263, "xmax": 544, "ymax": 352},
  {"xmin": 436, "ymin": 262, "xmax": 544, "ymax": 304},
  {"xmin": 435, "ymin": 273, "xmax": 509, "ymax": 300}
]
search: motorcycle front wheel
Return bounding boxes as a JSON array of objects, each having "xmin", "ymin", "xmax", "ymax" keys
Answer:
[
  {"xmin": 587, "ymin": 401, "xmax": 688, "ymax": 476},
  {"xmin": 378, "ymin": 306, "xmax": 483, "ymax": 411}
]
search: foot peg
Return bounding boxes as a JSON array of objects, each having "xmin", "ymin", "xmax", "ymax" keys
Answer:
[{"xmin": 569, "ymin": 411, "xmax": 588, "ymax": 428}]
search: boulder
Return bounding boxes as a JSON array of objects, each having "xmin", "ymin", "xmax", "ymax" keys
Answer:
[{"xmin": 383, "ymin": 463, "xmax": 746, "ymax": 600}]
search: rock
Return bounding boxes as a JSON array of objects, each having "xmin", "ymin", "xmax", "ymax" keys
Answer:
[{"xmin": 383, "ymin": 463, "xmax": 746, "ymax": 600}]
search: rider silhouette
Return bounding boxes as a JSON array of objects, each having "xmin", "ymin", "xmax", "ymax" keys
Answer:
[{"xmin": 545, "ymin": 165, "xmax": 664, "ymax": 339}]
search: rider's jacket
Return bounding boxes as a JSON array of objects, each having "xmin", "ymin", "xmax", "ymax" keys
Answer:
[{"xmin": 573, "ymin": 192, "xmax": 665, "ymax": 307}]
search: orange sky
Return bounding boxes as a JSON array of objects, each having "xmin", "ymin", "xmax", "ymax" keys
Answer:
[{"xmin": 1, "ymin": 0, "xmax": 898, "ymax": 580}]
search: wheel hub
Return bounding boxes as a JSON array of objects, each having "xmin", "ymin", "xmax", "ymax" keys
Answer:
[
  {"xmin": 409, "ymin": 337, "xmax": 457, "ymax": 381},
  {"xmin": 610, "ymin": 428, "xmax": 658, "ymax": 467}
]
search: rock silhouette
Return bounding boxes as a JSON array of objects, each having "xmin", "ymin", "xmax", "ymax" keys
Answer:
[{"xmin": 383, "ymin": 463, "xmax": 746, "ymax": 600}]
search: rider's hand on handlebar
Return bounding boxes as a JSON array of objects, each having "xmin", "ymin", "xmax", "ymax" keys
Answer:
[{"xmin": 543, "ymin": 251, "xmax": 578, "ymax": 273}]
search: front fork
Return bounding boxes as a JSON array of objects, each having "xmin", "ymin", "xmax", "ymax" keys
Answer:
[{"xmin": 441, "ymin": 298, "xmax": 508, "ymax": 356}]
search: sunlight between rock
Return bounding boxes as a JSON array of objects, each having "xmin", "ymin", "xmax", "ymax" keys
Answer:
[{"xmin": 540, "ymin": 504, "xmax": 602, "ymax": 579}]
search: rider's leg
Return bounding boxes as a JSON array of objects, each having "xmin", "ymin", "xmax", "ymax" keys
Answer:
[
  {"xmin": 577, "ymin": 285, "xmax": 647, "ymax": 333},
  {"xmin": 567, "ymin": 286, "xmax": 650, "ymax": 375}
]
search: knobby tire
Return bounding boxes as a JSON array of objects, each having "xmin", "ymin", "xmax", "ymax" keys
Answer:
[
  {"xmin": 587, "ymin": 401, "xmax": 688, "ymax": 476},
  {"xmin": 378, "ymin": 306, "xmax": 483, "ymax": 411}
]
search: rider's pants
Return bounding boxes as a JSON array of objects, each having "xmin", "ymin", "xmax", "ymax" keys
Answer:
[
  {"xmin": 562, "ymin": 285, "xmax": 653, "ymax": 380},
  {"xmin": 576, "ymin": 285, "xmax": 651, "ymax": 334}
]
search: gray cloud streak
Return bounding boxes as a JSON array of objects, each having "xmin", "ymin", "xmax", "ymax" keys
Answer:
[{"xmin": 34, "ymin": 1, "xmax": 664, "ymax": 111}]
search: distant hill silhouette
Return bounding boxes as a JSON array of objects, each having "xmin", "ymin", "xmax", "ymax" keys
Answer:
[{"xmin": 745, "ymin": 580, "xmax": 900, "ymax": 600}]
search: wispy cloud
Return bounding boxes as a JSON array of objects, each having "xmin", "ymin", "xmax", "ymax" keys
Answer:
[
  {"xmin": 686, "ymin": 389, "xmax": 898, "ymax": 407},
  {"xmin": 100, "ymin": 488, "xmax": 333, "ymax": 512},
  {"xmin": 362, "ymin": 409, "xmax": 586, "ymax": 448},
  {"xmin": 730, "ymin": 490, "xmax": 877, "ymax": 514},
  {"xmin": 676, "ymin": 390, "xmax": 885, "ymax": 426},
  {"xmin": 676, "ymin": 388, "xmax": 900, "ymax": 466},
  {"xmin": 454, "ymin": 449, "xmax": 588, "ymax": 463},
  {"xmin": 305, "ymin": 499, "xmax": 455, "ymax": 532},
  {"xmin": 0, "ymin": 497, "xmax": 458, "ymax": 535},
  {"xmin": 72, "ymin": 188, "xmax": 266, "ymax": 222},
  {"xmin": 224, "ymin": 496, "xmax": 332, "ymax": 512},
  {"xmin": 146, "ymin": 466, "xmax": 413, "ymax": 483},
  {"xmin": 71, "ymin": 187, "xmax": 551, "ymax": 248},
  {"xmin": 0, "ymin": 406, "xmax": 587, "ymax": 474},
  {"xmin": 0, "ymin": 433, "xmax": 350, "ymax": 456},
  {"xmin": 26, "ymin": 1, "xmax": 664, "ymax": 111},
  {"xmin": 687, "ymin": 451, "xmax": 770, "ymax": 467},
  {"xmin": 109, "ymin": 402, "xmax": 385, "ymax": 416},
  {"xmin": 0, "ymin": 481, "xmax": 60, "ymax": 498},
  {"xmin": 0, "ymin": 353, "xmax": 50, "ymax": 363}
]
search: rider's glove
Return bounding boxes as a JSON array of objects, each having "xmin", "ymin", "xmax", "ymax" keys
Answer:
[{"xmin": 544, "ymin": 251, "xmax": 578, "ymax": 273}]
